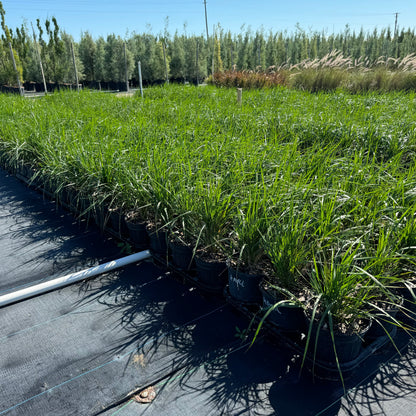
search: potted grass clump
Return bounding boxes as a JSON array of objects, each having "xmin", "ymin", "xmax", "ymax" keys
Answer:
[
  {"xmin": 300, "ymin": 246, "xmax": 386, "ymax": 385},
  {"xmin": 108, "ymin": 204, "xmax": 128, "ymax": 238},
  {"xmin": 190, "ymin": 179, "xmax": 234, "ymax": 293},
  {"xmin": 124, "ymin": 198, "xmax": 152, "ymax": 249},
  {"xmin": 164, "ymin": 184, "xmax": 199, "ymax": 272},
  {"xmin": 389, "ymin": 212, "xmax": 416, "ymax": 319},
  {"xmin": 124, "ymin": 207, "xmax": 150, "ymax": 249},
  {"xmin": 105, "ymin": 190, "xmax": 129, "ymax": 238},
  {"xmin": 145, "ymin": 202, "xmax": 171, "ymax": 260},
  {"xmin": 168, "ymin": 214, "xmax": 197, "ymax": 272},
  {"xmin": 141, "ymin": 165, "xmax": 179, "ymax": 264},
  {"xmin": 122, "ymin": 178, "xmax": 154, "ymax": 249},
  {"xmin": 361, "ymin": 220, "xmax": 415, "ymax": 341},
  {"xmin": 88, "ymin": 185, "xmax": 112, "ymax": 231},
  {"xmin": 227, "ymin": 190, "xmax": 270, "ymax": 304},
  {"xmin": 75, "ymin": 189, "xmax": 91, "ymax": 220},
  {"xmin": 259, "ymin": 210, "xmax": 312, "ymax": 333}
]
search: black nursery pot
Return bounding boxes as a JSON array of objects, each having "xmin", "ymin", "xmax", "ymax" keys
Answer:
[
  {"xmin": 125, "ymin": 220, "xmax": 149, "ymax": 248},
  {"xmin": 195, "ymin": 256, "xmax": 227, "ymax": 293},
  {"xmin": 260, "ymin": 285, "xmax": 306, "ymax": 333},
  {"xmin": 169, "ymin": 241, "xmax": 195, "ymax": 271},
  {"xmin": 228, "ymin": 266, "xmax": 263, "ymax": 304},
  {"xmin": 147, "ymin": 228, "xmax": 169, "ymax": 257},
  {"xmin": 365, "ymin": 308, "xmax": 400, "ymax": 342},
  {"xmin": 93, "ymin": 203, "xmax": 109, "ymax": 230},
  {"xmin": 109, "ymin": 210, "xmax": 128, "ymax": 237},
  {"xmin": 306, "ymin": 318, "xmax": 370, "ymax": 364},
  {"xmin": 365, "ymin": 294, "xmax": 405, "ymax": 342}
]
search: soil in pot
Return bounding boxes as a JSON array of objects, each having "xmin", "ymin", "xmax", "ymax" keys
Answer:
[{"xmin": 260, "ymin": 283, "xmax": 306, "ymax": 333}]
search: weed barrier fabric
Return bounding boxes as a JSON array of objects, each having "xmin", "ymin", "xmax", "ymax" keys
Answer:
[
  {"xmin": 99, "ymin": 329, "xmax": 415, "ymax": 416},
  {"xmin": 0, "ymin": 261, "xmax": 248, "ymax": 415},
  {"xmin": 0, "ymin": 168, "xmax": 245, "ymax": 415},
  {"xmin": 0, "ymin": 169, "xmax": 117, "ymax": 295}
]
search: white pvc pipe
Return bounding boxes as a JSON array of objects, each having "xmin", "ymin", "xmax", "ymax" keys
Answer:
[{"xmin": 0, "ymin": 250, "xmax": 151, "ymax": 308}]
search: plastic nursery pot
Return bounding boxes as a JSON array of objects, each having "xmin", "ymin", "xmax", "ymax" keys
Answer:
[
  {"xmin": 109, "ymin": 209, "xmax": 128, "ymax": 237},
  {"xmin": 124, "ymin": 219, "xmax": 149, "ymax": 249},
  {"xmin": 61, "ymin": 186, "xmax": 78, "ymax": 212},
  {"xmin": 169, "ymin": 241, "xmax": 195, "ymax": 271},
  {"xmin": 93, "ymin": 203, "xmax": 109, "ymax": 231},
  {"xmin": 396, "ymin": 285, "xmax": 416, "ymax": 325},
  {"xmin": 15, "ymin": 162, "xmax": 29, "ymax": 179},
  {"xmin": 73, "ymin": 194, "xmax": 92, "ymax": 221},
  {"xmin": 306, "ymin": 317, "xmax": 371, "ymax": 364},
  {"xmin": 195, "ymin": 255, "xmax": 228, "ymax": 293},
  {"xmin": 228, "ymin": 266, "xmax": 263, "ymax": 304},
  {"xmin": 365, "ymin": 304, "xmax": 402, "ymax": 342},
  {"xmin": 147, "ymin": 227, "xmax": 169, "ymax": 257},
  {"xmin": 42, "ymin": 177, "xmax": 57, "ymax": 197},
  {"xmin": 259, "ymin": 284, "xmax": 307, "ymax": 333},
  {"xmin": 27, "ymin": 169, "xmax": 42, "ymax": 189}
]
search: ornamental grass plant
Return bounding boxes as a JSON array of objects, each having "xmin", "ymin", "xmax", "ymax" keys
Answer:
[{"xmin": 0, "ymin": 85, "xmax": 415, "ymax": 380}]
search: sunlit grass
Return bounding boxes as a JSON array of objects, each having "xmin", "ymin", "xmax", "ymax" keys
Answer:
[{"xmin": 0, "ymin": 85, "xmax": 415, "ymax": 343}]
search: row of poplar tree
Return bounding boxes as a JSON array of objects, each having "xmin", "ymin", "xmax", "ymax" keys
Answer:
[{"xmin": 2, "ymin": 2, "xmax": 416, "ymax": 87}]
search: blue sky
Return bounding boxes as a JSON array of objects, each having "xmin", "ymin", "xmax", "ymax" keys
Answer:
[{"xmin": 2, "ymin": 0, "xmax": 416, "ymax": 41}]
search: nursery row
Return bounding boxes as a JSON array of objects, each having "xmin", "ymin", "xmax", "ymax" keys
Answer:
[
  {"xmin": 0, "ymin": 85, "xmax": 415, "ymax": 380},
  {"xmin": 209, "ymin": 66, "xmax": 416, "ymax": 93}
]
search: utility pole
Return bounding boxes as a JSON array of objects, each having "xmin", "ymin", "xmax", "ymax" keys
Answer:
[
  {"xmin": 137, "ymin": 61, "xmax": 143, "ymax": 97},
  {"xmin": 71, "ymin": 42, "xmax": 80, "ymax": 92},
  {"xmin": 212, "ymin": 24, "xmax": 215, "ymax": 76},
  {"xmin": 8, "ymin": 42, "xmax": 23, "ymax": 96},
  {"xmin": 394, "ymin": 12, "xmax": 399, "ymax": 38},
  {"xmin": 123, "ymin": 42, "xmax": 129, "ymax": 92},
  {"xmin": 196, "ymin": 39, "xmax": 199, "ymax": 85},
  {"xmin": 162, "ymin": 41, "xmax": 169, "ymax": 84},
  {"xmin": 203, "ymin": 0, "xmax": 209, "ymax": 41},
  {"xmin": 394, "ymin": 12, "xmax": 400, "ymax": 58},
  {"xmin": 31, "ymin": 22, "xmax": 47, "ymax": 94},
  {"xmin": 204, "ymin": 0, "xmax": 215, "ymax": 76}
]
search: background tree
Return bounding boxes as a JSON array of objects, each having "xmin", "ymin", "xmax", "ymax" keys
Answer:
[
  {"xmin": 265, "ymin": 31, "xmax": 278, "ymax": 68},
  {"xmin": 252, "ymin": 30, "xmax": 266, "ymax": 69},
  {"xmin": 61, "ymin": 32, "xmax": 84, "ymax": 83},
  {"xmin": 3, "ymin": 0, "xmax": 416, "ymax": 89},
  {"xmin": 237, "ymin": 31, "xmax": 251, "ymax": 69},
  {"xmin": 183, "ymin": 35, "xmax": 208, "ymax": 83},
  {"xmin": 94, "ymin": 36, "xmax": 106, "ymax": 82},
  {"xmin": 0, "ymin": 1, "xmax": 23, "ymax": 85},
  {"xmin": 104, "ymin": 34, "xmax": 134, "ymax": 82},
  {"xmin": 169, "ymin": 31, "xmax": 185, "ymax": 81},
  {"xmin": 213, "ymin": 35, "xmax": 223, "ymax": 72},
  {"xmin": 150, "ymin": 40, "xmax": 169, "ymax": 82},
  {"xmin": 79, "ymin": 32, "xmax": 97, "ymax": 82}
]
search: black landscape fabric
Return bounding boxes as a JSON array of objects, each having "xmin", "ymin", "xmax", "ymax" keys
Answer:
[{"xmin": 0, "ymin": 168, "xmax": 416, "ymax": 416}]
